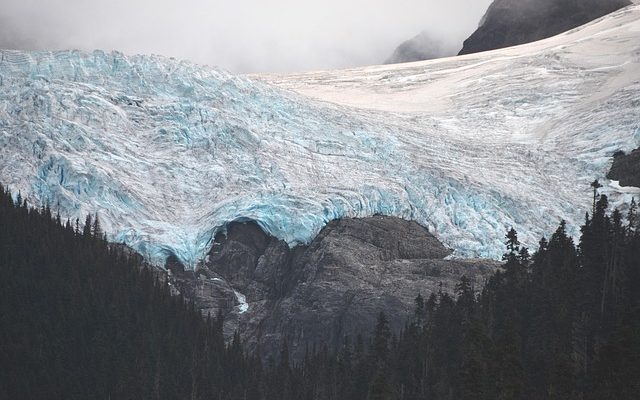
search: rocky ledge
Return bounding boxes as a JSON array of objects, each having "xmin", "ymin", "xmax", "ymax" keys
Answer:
[
  {"xmin": 168, "ymin": 216, "xmax": 498, "ymax": 360},
  {"xmin": 607, "ymin": 148, "xmax": 640, "ymax": 188}
]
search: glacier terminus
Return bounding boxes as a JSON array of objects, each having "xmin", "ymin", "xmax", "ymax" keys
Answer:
[{"xmin": 1, "ymin": 5, "xmax": 640, "ymax": 268}]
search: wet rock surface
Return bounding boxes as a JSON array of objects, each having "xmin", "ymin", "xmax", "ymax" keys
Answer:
[{"xmin": 169, "ymin": 216, "xmax": 499, "ymax": 360}]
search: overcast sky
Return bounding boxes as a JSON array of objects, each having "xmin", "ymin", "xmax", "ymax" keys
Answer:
[{"xmin": 0, "ymin": 0, "xmax": 492, "ymax": 74}]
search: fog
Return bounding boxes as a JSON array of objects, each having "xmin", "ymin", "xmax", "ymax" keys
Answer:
[{"xmin": 0, "ymin": 0, "xmax": 492, "ymax": 73}]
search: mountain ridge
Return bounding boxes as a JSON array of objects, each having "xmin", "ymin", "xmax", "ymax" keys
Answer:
[{"xmin": 459, "ymin": 0, "xmax": 631, "ymax": 55}]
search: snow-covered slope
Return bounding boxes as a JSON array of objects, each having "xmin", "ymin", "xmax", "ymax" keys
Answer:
[{"xmin": 1, "ymin": 5, "xmax": 639, "ymax": 268}]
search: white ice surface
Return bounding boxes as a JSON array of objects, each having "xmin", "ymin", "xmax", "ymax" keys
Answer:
[
  {"xmin": 233, "ymin": 290, "xmax": 249, "ymax": 314},
  {"xmin": 1, "ymin": 5, "xmax": 639, "ymax": 268}
]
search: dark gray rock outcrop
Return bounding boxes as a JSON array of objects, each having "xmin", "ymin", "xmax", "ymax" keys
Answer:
[
  {"xmin": 607, "ymin": 148, "xmax": 640, "ymax": 188},
  {"xmin": 385, "ymin": 31, "xmax": 451, "ymax": 64},
  {"xmin": 169, "ymin": 216, "xmax": 498, "ymax": 360},
  {"xmin": 459, "ymin": 0, "xmax": 630, "ymax": 55}
]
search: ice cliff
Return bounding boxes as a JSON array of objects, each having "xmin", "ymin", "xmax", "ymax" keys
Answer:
[{"xmin": 1, "ymin": 4, "xmax": 640, "ymax": 268}]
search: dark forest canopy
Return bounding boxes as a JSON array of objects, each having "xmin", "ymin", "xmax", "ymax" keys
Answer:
[
  {"xmin": 1, "ymin": 183, "xmax": 639, "ymax": 399},
  {"xmin": 0, "ymin": 185, "xmax": 260, "ymax": 399}
]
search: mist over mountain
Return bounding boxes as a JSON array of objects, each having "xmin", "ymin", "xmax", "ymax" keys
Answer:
[
  {"xmin": 384, "ymin": 31, "xmax": 454, "ymax": 64},
  {"xmin": 386, "ymin": 0, "xmax": 631, "ymax": 64},
  {"xmin": 0, "ymin": 0, "xmax": 492, "ymax": 73}
]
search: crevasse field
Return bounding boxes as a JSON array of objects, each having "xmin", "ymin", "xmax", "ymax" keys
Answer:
[{"xmin": 1, "ymin": 5, "xmax": 639, "ymax": 268}]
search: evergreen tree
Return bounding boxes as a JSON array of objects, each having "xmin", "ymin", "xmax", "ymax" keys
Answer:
[
  {"xmin": 2, "ymin": 181, "xmax": 639, "ymax": 399},
  {"xmin": 628, "ymin": 197, "xmax": 637, "ymax": 233},
  {"xmin": 92, "ymin": 213, "xmax": 102, "ymax": 238},
  {"xmin": 590, "ymin": 179, "xmax": 602, "ymax": 215},
  {"xmin": 82, "ymin": 214, "xmax": 92, "ymax": 237},
  {"xmin": 368, "ymin": 369, "xmax": 393, "ymax": 400},
  {"xmin": 372, "ymin": 312, "xmax": 391, "ymax": 366},
  {"xmin": 503, "ymin": 227, "xmax": 520, "ymax": 262},
  {"xmin": 414, "ymin": 293, "xmax": 425, "ymax": 323}
]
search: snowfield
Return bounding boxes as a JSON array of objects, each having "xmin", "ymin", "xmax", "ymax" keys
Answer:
[{"xmin": 1, "ymin": 5, "xmax": 639, "ymax": 267}]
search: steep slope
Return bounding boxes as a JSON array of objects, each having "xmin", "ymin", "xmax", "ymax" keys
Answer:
[
  {"xmin": 1, "ymin": 4, "xmax": 639, "ymax": 269},
  {"xmin": 258, "ymin": 4, "xmax": 640, "ymax": 233},
  {"xmin": 458, "ymin": 0, "xmax": 631, "ymax": 55}
]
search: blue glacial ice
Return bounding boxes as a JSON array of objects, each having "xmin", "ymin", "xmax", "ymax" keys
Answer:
[{"xmin": 1, "ymin": 5, "xmax": 639, "ymax": 268}]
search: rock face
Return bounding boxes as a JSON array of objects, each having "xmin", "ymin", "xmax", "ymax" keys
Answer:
[
  {"xmin": 608, "ymin": 148, "xmax": 640, "ymax": 188},
  {"xmin": 459, "ymin": 0, "xmax": 630, "ymax": 55},
  {"xmin": 169, "ymin": 216, "xmax": 498, "ymax": 360},
  {"xmin": 385, "ymin": 31, "xmax": 451, "ymax": 64}
]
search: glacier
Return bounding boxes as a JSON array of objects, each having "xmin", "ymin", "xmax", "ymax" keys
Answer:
[{"xmin": 1, "ymin": 4, "xmax": 640, "ymax": 268}]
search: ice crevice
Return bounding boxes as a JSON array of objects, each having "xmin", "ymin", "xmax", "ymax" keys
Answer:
[{"xmin": 1, "ymin": 5, "xmax": 640, "ymax": 268}]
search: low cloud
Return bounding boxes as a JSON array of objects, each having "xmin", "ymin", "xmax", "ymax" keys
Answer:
[{"xmin": 0, "ymin": 0, "xmax": 492, "ymax": 73}]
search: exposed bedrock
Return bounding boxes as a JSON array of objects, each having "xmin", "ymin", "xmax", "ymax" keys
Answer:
[
  {"xmin": 459, "ymin": 0, "xmax": 631, "ymax": 55},
  {"xmin": 608, "ymin": 148, "xmax": 640, "ymax": 188},
  {"xmin": 168, "ymin": 216, "xmax": 498, "ymax": 360}
]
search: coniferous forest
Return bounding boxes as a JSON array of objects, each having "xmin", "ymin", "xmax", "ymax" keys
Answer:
[{"xmin": 1, "ymin": 182, "xmax": 639, "ymax": 400}]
